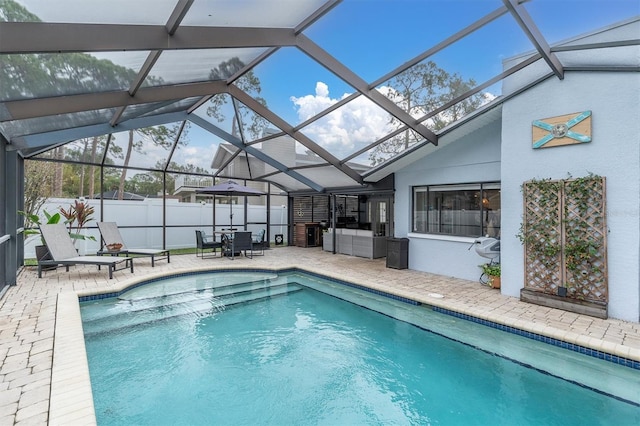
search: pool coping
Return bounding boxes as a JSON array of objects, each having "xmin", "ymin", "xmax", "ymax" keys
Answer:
[{"xmin": 50, "ymin": 264, "xmax": 640, "ymax": 425}]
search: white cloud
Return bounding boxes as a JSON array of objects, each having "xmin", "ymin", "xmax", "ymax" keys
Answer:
[
  {"xmin": 288, "ymin": 82, "xmax": 501, "ymax": 164},
  {"xmin": 290, "ymin": 82, "xmax": 395, "ymax": 160},
  {"xmin": 483, "ymin": 92, "xmax": 497, "ymax": 103},
  {"xmin": 289, "ymin": 82, "xmax": 340, "ymax": 121},
  {"xmin": 172, "ymin": 145, "xmax": 215, "ymax": 171},
  {"xmin": 183, "ymin": 147, "xmax": 199, "ymax": 156}
]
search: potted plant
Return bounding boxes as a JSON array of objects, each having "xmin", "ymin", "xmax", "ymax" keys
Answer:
[
  {"xmin": 59, "ymin": 200, "xmax": 96, "ymax": 247},
  {"xmin": 480, "ymin": 263, "xmax": 501, "ymax": 289},
  {"xmin": 19, "ymin": 209, "xmax": 62, "ymax": 267},
  {"xmin": 19, "ymin": 200, "xmax": 96, "ymax": 264}
]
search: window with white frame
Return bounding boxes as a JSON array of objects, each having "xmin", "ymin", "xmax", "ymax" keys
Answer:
[{"xmin": 413, "ymin": 183, "xmax": 501, "ymax": 238}]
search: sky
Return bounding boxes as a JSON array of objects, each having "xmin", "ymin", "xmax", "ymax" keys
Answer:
[
  {"xmin": 179, "ymin": 0, "xmax": 640, "ymax": 171},
  {"xmin": 12, "ymin": 0, "xmax": 640, "ymax": 172},
  {"xmin": 254, "ymin": 0, "xmax": 639, "ymax": 125}
]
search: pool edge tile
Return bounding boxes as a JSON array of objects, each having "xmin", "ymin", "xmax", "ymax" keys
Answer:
[{"xmin": 50, "ymin": 292, "xmax": 97, "ymax": 426}]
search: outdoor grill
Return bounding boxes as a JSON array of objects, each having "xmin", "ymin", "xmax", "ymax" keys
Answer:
[{"xmin": 473, "ymin": 237, "xmax": 500, "ymax": 260}]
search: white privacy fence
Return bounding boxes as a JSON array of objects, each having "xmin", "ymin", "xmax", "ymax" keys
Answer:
[{"xmin": 23, "ymin": 198, "xmax": 289, "ymax": 257}]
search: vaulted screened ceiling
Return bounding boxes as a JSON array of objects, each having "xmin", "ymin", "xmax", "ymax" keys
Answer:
[{"xmin": 1, "ymin": 0, "xmax": 638, "ymax": 193}]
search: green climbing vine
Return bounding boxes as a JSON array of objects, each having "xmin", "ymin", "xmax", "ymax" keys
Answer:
[
  {"xmin": 517, "ymin": 177, "xmax": 562, "ymax": 269},
  {"xmin": 563, "ymin": 173, "xmax": 605, "ymax": 281},
  {"xmin": 518, "ymin": 173, "xmax": 607, "ymax": 302}
]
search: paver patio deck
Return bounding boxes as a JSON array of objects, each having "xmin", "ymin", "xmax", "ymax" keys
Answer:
[{"xmin": 1, "ymin": 246, "xmax": 639, "ymax": 425}]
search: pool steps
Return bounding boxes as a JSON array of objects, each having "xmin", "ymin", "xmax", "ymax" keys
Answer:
[
  {"xmin": 118, "ymin": 272, "xmax": 280, "ymax": 301},
  {"xmin": 82, "ymin": 281, "xmax": 302, "ymax": 335},
  {"xmin": 81, "ymin": 276, "xmax": 285, "ymax": 321}
]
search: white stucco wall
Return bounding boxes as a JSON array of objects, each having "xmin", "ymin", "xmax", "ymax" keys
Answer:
[
  {"xmin": 393, "ymin": 69, "xmax": 639, "ymax": 321},
  {"xmin": 387, "ymin": 19, "xmax": 640, "ymax": 321},
  {"xmin": 500, "ymin": 71, "xmax": 640, "ymax": 322},
  {"xmin": 394, "ymin": 120, "xmax": 502, "ymax": 281}
]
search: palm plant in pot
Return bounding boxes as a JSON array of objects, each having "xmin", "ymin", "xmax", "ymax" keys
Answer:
[
  {"xmin": 18, "ymin": 209, "xmax": 62, "ymax": 267},
  {"xmin": 19, "ymin": 200, "xmax": 96, "ymax": 265},
  {"xmin": 59, "ymin": 200, "xmax": 96, "ymax": 247}
]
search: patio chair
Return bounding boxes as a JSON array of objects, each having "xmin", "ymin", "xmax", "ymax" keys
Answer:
[
  {"xmin": 38, "ymin": 223, "xmax": 134, "ymax": 279},
  {"xmin": 226, "ymin": 231, "xmax": 253, "ymax": 260},
  {"xmin": 98, "ymin": 222, "xmax": 170, "ymax": 266},
  {"xmin": 251, "ymin": 229, "xmax": 266, "ymax": 256},
  {"xmin": 195, "ymin": 230, "xmax": 223, "ymax": 258}
]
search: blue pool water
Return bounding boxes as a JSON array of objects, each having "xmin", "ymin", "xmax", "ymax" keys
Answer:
[{"xmin": 81, "ymin": 271, "xmax": 640, "ymax": 425}]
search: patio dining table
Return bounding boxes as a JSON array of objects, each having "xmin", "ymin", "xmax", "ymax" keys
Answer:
[
  {"xmin": 205, "ymin": 230, "xmax": 238, "ymax": 257},
  {"xmin": 205, "ymin": 230, "xmax": 237, "ymax": 241}
]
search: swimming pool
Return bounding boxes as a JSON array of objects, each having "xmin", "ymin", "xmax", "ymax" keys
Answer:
[{"xmin": 81, "ymin": 270, "xmax": 640, "ymax": 425}]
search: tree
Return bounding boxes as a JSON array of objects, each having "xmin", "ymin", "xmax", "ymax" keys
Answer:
[
  {"xmin": 369, "ymin": 61, "xmax": 486, "ymax": 166},
  {"xmin": 206, "ymin": 58, "xmax": 269, "ymax": 140},
  {"xmin": 53, "ymin": 136, "xmax": 114, "ymax": 198},
  {"xmin": 2, "ymin": 1, "xmax": 268, "ymax": 203},
  {"xmin": 88, "ymin": 136, "xmax": 99, "ymax": 197},
  {"xmin": 124, "ymin": 162, "xmax": 212, "ymax": 197},
  {"xmin": 0, "ymin": 0, "xmax": 39, "ymax": 22},
  {"xmin": 61, "ymin": 135, "xmax": 107, "ymax": 198},
  {"xmin": 2, "ymin": 0, "xmax": 153, "ymax": 199},
  {"xmin": 21, "ymin": 160, "xmax": 56, "ymax": 229},
  {"xmin": 428, "ymin": 73, "xmax": 485, "ymax": 130},
  {"xmin": 125, "ymin": 173, "xmax": 161, "ymax": 197},
  {"xmin": 53, "ymin": 147, "xmax": 64, "ymax": 196},
  {"xmin": 115, "ymin": 124, "xmax": 187, "ymax": 199}
]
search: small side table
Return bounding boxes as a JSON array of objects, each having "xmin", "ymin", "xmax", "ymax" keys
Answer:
[{"xmin": 96, "ymin": 249, "xmax": 129, "ymax": 258}]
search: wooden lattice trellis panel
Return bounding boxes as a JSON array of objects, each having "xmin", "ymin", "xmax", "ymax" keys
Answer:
[
  {"xmin": 523, "ymin": 181, "xmax": 563, "ymax": 294},
  {"xmin": 563, "ymin": 177, "xmax": 607, "ymax": 302},
  {"xmin": 522, "ymin": 176, "xmax": 607, "ymax": 304}
]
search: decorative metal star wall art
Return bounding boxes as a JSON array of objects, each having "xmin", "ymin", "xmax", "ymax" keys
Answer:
[{"xmin": 532, "ymin": 111, "xmax": 592, "ymax": 149}]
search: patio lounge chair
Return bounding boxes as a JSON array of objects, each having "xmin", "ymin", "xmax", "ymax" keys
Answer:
[
  {"xmin": 195, "ymin": 230, "xmax": 223, "ymax": 258},
  {"xmin": 39, "ymin": 223, "xmax": 134, "ymax": 279},
  {"xmin": 98, "ymin": 222, "xmax": 170, "ymax": 266}
]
